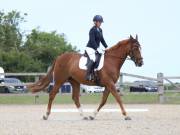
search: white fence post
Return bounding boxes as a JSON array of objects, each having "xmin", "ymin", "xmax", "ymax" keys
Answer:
[{"xmin": 157, "ymin": 73, "xmax": 164, "ymax": 103}]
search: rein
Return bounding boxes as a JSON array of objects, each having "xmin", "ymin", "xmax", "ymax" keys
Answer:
[
  {"xmin": 104, "ymin": 50, "xmax": 129, "ymax": 60},
  {"xmin": 104, "ymin": 43, "xmax": 142, "ymax": 61},
  {"xmin": 105, "ymin": 52, "xmax": 127, "ymax": 60}
]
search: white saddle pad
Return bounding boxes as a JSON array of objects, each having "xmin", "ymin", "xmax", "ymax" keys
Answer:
[{"xmin": 79, "ymin": 55, "xmax": 104, "ymax": 71}]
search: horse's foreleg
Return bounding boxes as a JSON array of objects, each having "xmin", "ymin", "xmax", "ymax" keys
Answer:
[
  {"xmin": 43, "ymin": 83, "xmax": 61, "ymax": 120},
  {"xmin": 89, "ymin": 88, "xmax": 110, "ymax": 120},
  {"xmin": 106, "ymin": 82, "xmax": 131, "ymax": 120}
]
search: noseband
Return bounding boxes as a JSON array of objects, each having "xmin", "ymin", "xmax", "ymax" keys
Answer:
[{"xmin": 129, "ymin": 44, "xmax": 143, "ymax": 64}]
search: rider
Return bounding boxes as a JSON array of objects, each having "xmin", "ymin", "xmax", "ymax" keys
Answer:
[{"xmin": 85, "ymin": 15, "xmax": 108, "ymax": 80}]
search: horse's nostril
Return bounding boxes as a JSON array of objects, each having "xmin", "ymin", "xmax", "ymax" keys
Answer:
[
  {"xmin": 138, "ymin": 61, "xmax": 143, "ymax": 67},
  {"xmin": 140, "ymin": 61, "xmax": 144, "ymax": 66}
]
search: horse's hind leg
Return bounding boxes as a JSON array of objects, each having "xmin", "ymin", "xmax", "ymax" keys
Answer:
[
  {"xmin": 69, "ymin": 79, "xmax": 88, "ymax": 120},
  {"xmin": 43, "ymin": 80, "xmax": 64, "ymax": 120}
]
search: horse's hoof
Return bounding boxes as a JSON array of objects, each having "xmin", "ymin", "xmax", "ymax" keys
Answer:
[
  {"xmin": 43, "ymin": 115, "xmax": 48, "ymax": 120},
  {"xmin": 125, "ymin": 116, "xmax": 132, "ymax": 120},
  {"xmin": 89, "ymin": 116, "xmax": 95, "ymax": 120},
  {"xmin": 83, "ymin": 117, "xmax": 89, "ymax": 120}
]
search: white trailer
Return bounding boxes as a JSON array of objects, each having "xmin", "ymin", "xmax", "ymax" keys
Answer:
[{"xmin": 0, "ymin": 67, "xmax": 5, "ymax": 79}]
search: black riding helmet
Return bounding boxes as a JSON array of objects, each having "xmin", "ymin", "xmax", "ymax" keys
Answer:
[{"xmin": 93, "ymin": 15, "xmax": 104, "ymax": 23}]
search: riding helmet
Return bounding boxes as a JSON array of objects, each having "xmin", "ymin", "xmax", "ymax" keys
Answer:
[{"xmin": 93, "ymin": 15, "xmax": 104, "ymax": 23}]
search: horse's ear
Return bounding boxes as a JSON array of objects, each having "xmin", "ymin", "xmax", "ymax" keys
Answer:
[
  {"xmin": 135, "ymin": 34, "xmax": 138, "ymax": 41},
  {"xmin": 130, "ymin": 35, "xmax": 133, "ymax": 40}
]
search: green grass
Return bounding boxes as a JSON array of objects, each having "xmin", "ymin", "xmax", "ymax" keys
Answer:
[
  {"xmin": 0, "ymin": 92, "xmax": 180, "ymax": 105},
  {"xmin": 163, "ymin": 92, "xmax": 180, "ymax": 104}
]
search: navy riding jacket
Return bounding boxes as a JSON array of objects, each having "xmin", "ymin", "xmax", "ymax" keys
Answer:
[{"xmin": 87, "ymin": 26, "xmax": 108, "ymax": 50}]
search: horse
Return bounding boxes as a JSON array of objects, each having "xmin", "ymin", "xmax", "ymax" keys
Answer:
[{"xmin": 28, "ymin": 35, "xmax": 143, "ymax": 120}]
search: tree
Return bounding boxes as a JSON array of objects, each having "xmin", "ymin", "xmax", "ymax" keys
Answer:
[
  {"xmin": 0, "ymin": 10, "xmax": 78, "ymax": 73},
  {"xmin": 0, "ymin": 50, "xmax": 43, "ymax": 72},
  {"xmin": 23, "ymin": 29, "xmax": 78, "ymax": 71},
  {"xmin": 0, "ymin": 10, "xmax": 27, "ymax": 51}
]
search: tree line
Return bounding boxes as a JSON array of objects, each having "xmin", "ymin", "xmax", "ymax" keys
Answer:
[{"xmin": 0, "ymin": 10, "xmax": 77, "ymax": 73}]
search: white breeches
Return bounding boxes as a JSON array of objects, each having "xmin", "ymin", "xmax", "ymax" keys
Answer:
[{"xmin": 85, "ymin": 47, "xmax": 96, "ymax": 62}]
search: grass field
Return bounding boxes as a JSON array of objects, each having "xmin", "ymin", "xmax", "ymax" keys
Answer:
[{"xmin": 0, "ymin": 92, "xmax": 180, "ymax": 104}]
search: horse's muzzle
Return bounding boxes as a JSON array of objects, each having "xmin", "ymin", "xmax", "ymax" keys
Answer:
[{"xmin": 137, "ymin": 59, "xmax": 144, "ymax": 67}]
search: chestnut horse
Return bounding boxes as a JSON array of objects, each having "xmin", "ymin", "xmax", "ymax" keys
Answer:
[{"xmin": 28, "ymin": 35, "xmax": 143, "ymax": 120}]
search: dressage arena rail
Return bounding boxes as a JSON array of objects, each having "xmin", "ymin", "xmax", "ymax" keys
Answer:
[
  {"xmin": 0, "ymin": 72, "xmax": 180, "ymax": 103},
  {"xmin": 120, "ymin": 73, "xmax": 180, "ymax": 103}
]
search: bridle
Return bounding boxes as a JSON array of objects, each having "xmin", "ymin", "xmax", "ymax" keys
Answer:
[{"xmin": 128, "ymin": 43, "xmax": 143, "ymax": 65}]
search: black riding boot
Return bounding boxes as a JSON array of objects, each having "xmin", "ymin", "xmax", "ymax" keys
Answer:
[{"xmin": 85, "ymin": 60, "xmax": 95, "ymax": 81}]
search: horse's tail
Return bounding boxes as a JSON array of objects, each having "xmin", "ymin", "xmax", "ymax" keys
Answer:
[{"xmin": 27, "ymin": 60, "xmax": 56, "ymax": 93}]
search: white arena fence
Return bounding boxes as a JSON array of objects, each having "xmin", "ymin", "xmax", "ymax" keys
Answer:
[{"xmin": 0, "ymin": 72, "xmax": 180, "ymax": 103}]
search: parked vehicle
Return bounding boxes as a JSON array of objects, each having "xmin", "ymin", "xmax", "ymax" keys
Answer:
[
  {"xmin": 0, "ymin": 78, "xmax": 27, "ymax": 93},
  {"xmin": 130, "ymin": 81, "xmax": 158, "ymax": 92},
  {"xmin": 81, "ymin": 85, "xmax": 105, "ymax": 93},
  {"xmin": 47, "ymin": 82, "xmax": 72, "ymax": 93}
]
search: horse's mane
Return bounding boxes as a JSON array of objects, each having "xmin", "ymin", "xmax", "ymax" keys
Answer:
[{"xmin": 106, "ymin": 39, "xmax": 129, "ymax": 52}]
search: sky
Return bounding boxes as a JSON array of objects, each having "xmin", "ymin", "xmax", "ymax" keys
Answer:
[{"xmin": 1, "ymin": 0, "xmax": 180, "ymax": 81}]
